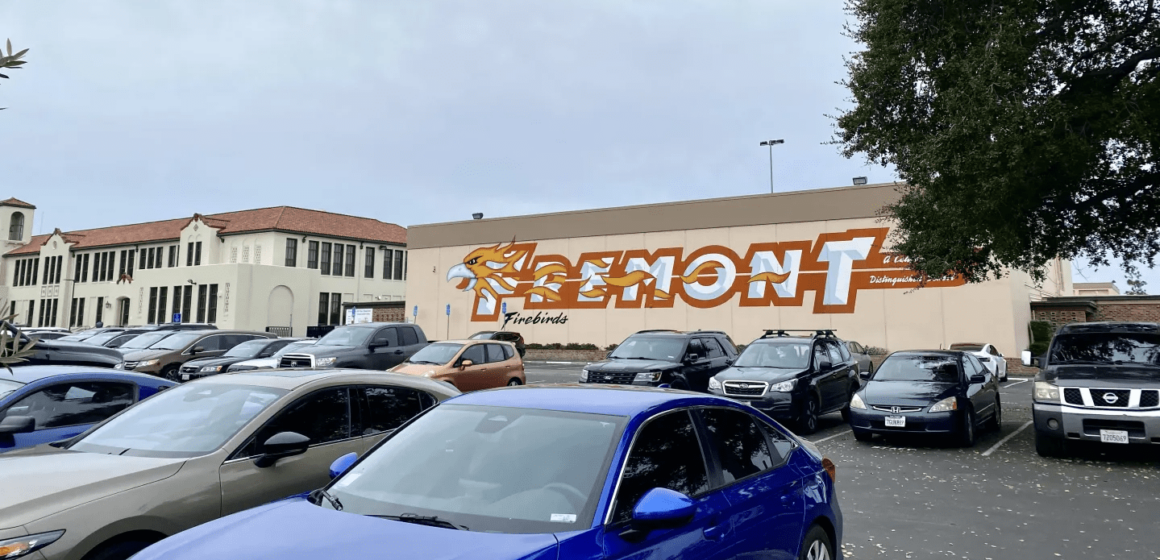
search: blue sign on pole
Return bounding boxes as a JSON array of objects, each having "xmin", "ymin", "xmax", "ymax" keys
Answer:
[
  {"xmin": 501, "ymin": 302, "xmax": 507, "ymax": 315},
  {"xmin": 172, "ymin": 313, "xmax": 181, "ymax": 323},
  {"xmin": 445, "ymin": 304, "xmax": 451, "ymax": 316},
  {"xmin": 413, "ymin": 305, "xmax": 418, "ymax": 317}
]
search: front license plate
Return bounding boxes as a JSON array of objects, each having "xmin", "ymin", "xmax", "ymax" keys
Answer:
[
  {"xmin": 1099, "ymin": 429, "xmax": 1129, "ymax": 444},
  {"xmin": 181, "ymin": 374, "xmax": 190, "ymax": 381},
  {"xmin": 885, "ymin": 416, "xmax": 906, "ymax": 428}
]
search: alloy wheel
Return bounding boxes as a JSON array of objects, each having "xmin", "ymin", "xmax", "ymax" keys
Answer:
[
  {"xmin": 806, "ymin": 540, "xmax": 830, "ymax": 560},
  {"xmin": 507, "ymin": 378, "xmax": 521, "ymax": 386}
]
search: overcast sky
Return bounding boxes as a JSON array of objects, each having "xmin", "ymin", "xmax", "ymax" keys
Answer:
[{"xmin": 2, "ymin": 1, "xmax": 1154, "ymax": 291}]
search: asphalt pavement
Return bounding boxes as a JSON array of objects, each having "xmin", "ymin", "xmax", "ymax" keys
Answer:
[{"xmin": 523, "ymin": 362, "xmax": 1160, "ymax": 558}]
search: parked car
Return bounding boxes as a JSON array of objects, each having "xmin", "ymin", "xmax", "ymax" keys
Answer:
[
  {"xmin": 130, "ymin": 385, "xmax": 842, "ymax": 560},
  {"xmin": 117, "ymin": 330, "xmax": 274, "ymax": 380},
  {"xmin": 0, "ymin": 366, "xmax": 174, "ymax": 453},
  {"xmin": 468, "ymin": 330, "xmax": 526, "ymax": 357},
  {"xmin": 1026, "ymin": 321, "xmax": 1160, "ymax": 457},
  {"xmin": 848, "ymin": 350, "xmax": 1002, "ymax": 446},
  {"xmin": 0, "ymin": 369, "xmax": 459, "ymax": 560},
  {"xmin": 179, "ymin": 338, "xmax": 303, "ymax": 381},
  {"xmin": 24, "ymin": 331, "xmax": 69, "ymax": 341},
  {"xmin": 278, "ymin": 323, "xmax": 429, "ymax": 371},
  {"xmin": 57, "ymin": 327, "xmax": 126, "ymax": 343},
  {"xmin": 390, "ymin": 339, "xmax": 525, "ymax": 390},
  {"xmin": 708, "ymin": 329, "xmax": 860, "ymax": 434},
  {"xmin": 844, "ymin": 340, "xmax": 875, "ymax": 375},
  {"xmin": 228, "ymin": 340, "xmax": 318, "ymax": 373},
  {"xmin": 1, "ymin": 322, "xmax": 124, "ymax": 368},
  {"xmin": 580, "ymin": 329, "xmax": 738, "ymax": 392},
  {"xmin": 950, "ymin": 342, "xmax": 1009, "ymax": 381},
  {"xmin": 81, "ymin": 328, "xmax": 153, "ymax": 349}
]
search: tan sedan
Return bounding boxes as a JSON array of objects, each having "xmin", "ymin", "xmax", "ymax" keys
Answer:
[
  {"xmin": 0, "ymin": 370, "xmax": 459, "ymax": 560},
  {"xmin": 390, "ymin": 339, "xmax": 526, "ymax": 391}
]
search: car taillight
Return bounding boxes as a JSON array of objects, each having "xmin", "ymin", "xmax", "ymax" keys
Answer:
[{"xmin": 822, "ymin": 457, "xmax": 836, "ymax": 482}]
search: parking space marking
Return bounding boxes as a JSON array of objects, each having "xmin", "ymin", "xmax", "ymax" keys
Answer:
[
  {"xmin": 1005, "ymin": 379, "xmax": 1029, "ymax": 387},
  {"xmin": 810, "ymin": 429, "xmax": 852, "ymax": 444},
  {"xmin": 980, "ymin": 420, "xmax": 1033, "ymax": 457}
]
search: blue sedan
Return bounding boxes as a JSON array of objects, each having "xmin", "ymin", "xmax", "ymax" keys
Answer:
[
  {"xmin": 0, "ymin": 366, "xmax": 175, "ymax": 452},
  {"xmin": 134, "ymin": 385, "xmax": 842, "ymax": 560}
]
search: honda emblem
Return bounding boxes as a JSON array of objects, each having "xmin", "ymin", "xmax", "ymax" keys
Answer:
[{"xmin": 891, "ymin": 406, "xmax": 901, "ymax": 414}]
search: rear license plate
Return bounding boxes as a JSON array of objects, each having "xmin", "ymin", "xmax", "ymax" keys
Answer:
[
  {"xmin": 1099, "ymin": 429, "xmax": 1129, "ymax": 444},
  {"xmin": 181, "ymin": 374, "xmax": 190, "ymax": 381},
  {"xmin": 885, "ymin": 416, "xmax": 906, "ymax": 428}
]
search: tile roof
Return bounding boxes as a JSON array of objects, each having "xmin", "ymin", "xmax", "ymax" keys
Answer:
[
  {"xmin": 5, "ymin": 206, "xmax": 406, "ymax": 256},
  {"xmin": 1, "ymin": 198, "xmax": 36, "ymax": 209}
]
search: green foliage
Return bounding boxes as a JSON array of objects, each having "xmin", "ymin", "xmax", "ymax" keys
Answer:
[
  {"xmin": 526, "ymin": 342, "xmax": 599, "ymax": 351},
  {"xmin": 1, "ymin": 39, "xmax": 30, "ymax": 110},
  {"xmin": 865, "ymin": 346, "xmax": 889, "ymax": 356},
  {"xmin": 604, "ymin": 343, "xmax": 619, "ymax": 352},
  {"xmin": 836, "ymin": 1, "xmax": 1160, "ymax": 282},
  {"xmin": 1125, "ymin": 268, "xmax": 1149, "ymax": 295},
  {"xmin": 1029, "ymin": 341, "xmax": 1051, "ymax": 356},
  {"xmin": 1029, "ymin": 320, "xmax": 1055, "ymax": 343}
]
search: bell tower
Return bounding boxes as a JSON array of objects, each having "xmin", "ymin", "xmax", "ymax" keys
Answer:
[{"xmin": 0, "ymin": 197, "xmax": 35, "ymax": 255}]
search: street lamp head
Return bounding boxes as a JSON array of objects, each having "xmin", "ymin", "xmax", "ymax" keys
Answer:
[{"xmin": 760, "ymin": 139, "xmax": 785, "ymax": 146}]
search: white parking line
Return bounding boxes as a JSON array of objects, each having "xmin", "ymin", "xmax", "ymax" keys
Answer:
[
  {"xmin": 544, "ymin": 361, "xmax": 576, "ymax": 365},
  {"xmin": 1005, "ymin": 379, "xmax": 1029, "ymax": 388},
  {"xmin": 810, "ymin": 429, "xmax": 852, "ymax": 444},
  {"xmin": 980, "ymin": 420, "xmax": 1033, "ymax": 456}
]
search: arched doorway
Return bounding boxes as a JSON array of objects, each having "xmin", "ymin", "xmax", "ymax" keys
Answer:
[{"xmin": 266, "ymin": 285, "xmax": 294, "ymax": 336}]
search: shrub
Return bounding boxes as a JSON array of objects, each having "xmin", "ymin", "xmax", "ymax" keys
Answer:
[
  {"xmin": 735, "ymin": 344, "xmax": 747, "ymax": 354},
  {"xmin": 1028, "ymin": 341, "xmax": 1050, "ymax": 357},
  {"xmin": 605, "ymin": 343, "xmax": 619, "ymax": 352},
  {"xmin": 865, "ymin": 346, "xmax": 889, "ymax": 356},
  {"xmin": 564, "ymin": 343, "xmax": 598, "ymax": 350},
  {"xmin": 1029, "ymin": 321, "xmax": 1055, "ymax": 344}
]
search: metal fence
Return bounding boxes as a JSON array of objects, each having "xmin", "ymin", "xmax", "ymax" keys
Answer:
[{"xmin": 266, "ymin": 326, "xmax": 293, "ymax": 337}]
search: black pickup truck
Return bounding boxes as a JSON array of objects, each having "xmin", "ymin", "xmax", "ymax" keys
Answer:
[{"xmin": 279, "ymin": 322, "xmax": 429, "ymax": 370}]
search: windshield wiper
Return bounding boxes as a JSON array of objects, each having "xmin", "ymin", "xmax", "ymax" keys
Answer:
[
  {"xmin": 407, "ymin": 360, "xmax": 438, "ymax": 365},
  {"xmin": 309, "ymin": 489, "xmax": 344, "ymax": 511},
  {"xmin": 373, "ymin": 513, "xmax": 467, "ymax": 530}
]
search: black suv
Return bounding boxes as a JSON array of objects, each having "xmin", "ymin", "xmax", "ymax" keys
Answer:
[
  {"xmin": 1028, "ymin": 321, "xmax": 1160, "ymax": 457},
  {"xmin": 579, "ymin": 330, "xmax": 738, "ymax": 392},
  {"xmin": 707, "ymin": 329, "xmax": 860, "ymax": 434},
  {"xmin": 279, "ymin": 323, "xmax": 430, "ymax": 370}
]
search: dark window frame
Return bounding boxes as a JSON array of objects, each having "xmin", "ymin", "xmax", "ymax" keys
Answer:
[
  {"xmin": 307, "ymin": 241, "xmax": 319, "ymax": 269},
  {"xmin": 285, "ymin": 238, "xmax": 298, "ymax": 267},
  {"xmin": 364, "ymin": 247, "xmax": 375, "ymax": 279},
  {"xmin": 228, "ymin": 386, "xmax": 356, "ymax": 460},
  {"xmin": 320, "ymin": 243, "xmax": 332, "ymax": 275},
  {"xmin": 383, "ymin": 249, "xmax": 394, "ymax": 280}
]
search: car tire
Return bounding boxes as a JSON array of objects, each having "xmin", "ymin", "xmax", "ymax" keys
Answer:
[
  {"xmin": 83, "ymin": 540, "xmax": 155, "ymax": 560},
  {"xmin": 958, "ymin": 409, "xmax": 977, "ymax": 447},
  {"xmin": 798, "ymin": 396, "xmax": 820, "ymax": 435},
  {"xmin": 853, "ymin": 429, "xmax": 873, "ymax": 443},
  {"xmin": 840, "ymin": 385, "xmax": 857, "ymax": 422},
  {"xmin": 986, "ymin": 398, "xmax": 1002, "ymax": 431},
  {"xmin": 161, "ymin": 365, "xmax": 180, "ymax": 382},
  {"xmin": 506, "ymin": 378, "xmax": 521, "ymax": 386},
  {"xmin": 1035, "ymin": 429, "xmax": 1067, "ymax": 458},
  {"xmin": 798, "ymin": 524, "xmax": 834, "ymax": 560}
]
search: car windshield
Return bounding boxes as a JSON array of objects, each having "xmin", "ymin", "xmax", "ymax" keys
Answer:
[
  {"xmin": 58, "ymin": 329, "xmax": 102, "ymax": 342},
  {"xmin": 273, "ymin": 341, "xmax": 315, "ymax": 358},
  {"xmin": 317, "ymin": 326, "xmax": 375, "ymax": 346},
  {"xmin": 949, "ymin": 344, "xmax": 984, "ymax": 352},
  {"xmin": 150, "ymin": 332, "xmax": 205, "ymax": 350},
  {"xmin": 324, "ymin": 404, "xmax": 625, "ymax": 533},
  {"xmin": 407, "ymin": 343, "xmax": 465, "ymax": 365},
  {"xmin": 120, "ymin": 332, "xmax": 173, "ymax": 349},
  {"xmin": 70, "ymin": 383, "xmax": 287, "ymax": 458},
  {"xmin": 734, "ymin": 341, "xmax": 811, "ymax": 369},
  {"xmin": 224, "ymin": 339, "xmax": 272, "ymax": 358},
  {"xmin": 609, "ymin": 336, "xmax": 684, "ymax": 361},
  {"xmin": 873, "ymin": 355, "xmax": 961, "ymax": 383},
  {"xmin": 83, "ymin": 331, "xmax": 124, "ymax": 346},
  {"xmin": 0, "ymin": 378, "xmax": 24, "ymax": 399},
  {"xmin": 1050, "ymin": 333, "xmax": 1160, "ymax": 368},
  {"xmin": 468, "ymin": 332, "xmax": 494, "ymax": 340}
]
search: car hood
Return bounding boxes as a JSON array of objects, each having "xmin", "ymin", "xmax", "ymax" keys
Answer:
[
  {"xmin": 587, "ymin": 359, "xmax": 679, "ymax": 373},
  {"xmin": 120, "ymin": 349, "xmax": 172, "ymax": 361},
  {"xmin": 714, "ymin": 366, "xmax": 805, "ymax": 383},
  {"xmin": 1044, "ymin": 365, "xmax": 1160, "ymax": 388},
  {"xmin": 862, "ymin": 381, "xmax": 959, "ymax": 407},
  {"xmin": 0, "ymin": 450, "xmax": 184, "ymax": 526},
  {"xmin": 391, "ymin": 363, "xmax": 446, "ymax": 376},
  {"xmin": 134, "ymin": 500, "xmax": 559, "ymax": 560},
  {"xmin": 184, "ymin": 356, "xmax": 247, "ymax": 369},
  {"xmin": 293, "ymin": 345, "xmax": 359, "ymax": 358},
  {"xmin": 36, "ymin": 339, "xmax": 124, "ymax": 359},
  {"xmin": 230, "ymin": 357, "xmax": 278, "ymax": 369}
]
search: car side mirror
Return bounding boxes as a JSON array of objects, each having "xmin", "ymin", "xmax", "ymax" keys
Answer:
[
  {"xmin": 817, "ymin": 357, "xmax": 832, "ymax": 371},
  {"xmin": 329, "ymin": 452, "xmax": 358, "ymax": 479},
  {"xmin": 969, "ymin": 373, "xmax": 986, "ymax": 384},
  {"xmin": 254, "ymin": 431, "xmax": 310, "ymax": 468},
  {"xmin": 623, "ymin": 488, "xmax": 696, "ymax": 539},
  {"xmin": 1021, "ymin": 351, "xmax": 1031, "ymax": 367},
  {"xmin": 858, "ymin": 370, "xmax": 871, "ymax": 380},
  {"xmin": 459, "ymin": 359, "xmax": 474, "ymax": 369},
  {"xmin": 0, "ymin": 415, "xmax": 35, "ymax": 435},
  {"xmin": 191, "ymin": 346, "xmax": 205, "ymax": 354}
]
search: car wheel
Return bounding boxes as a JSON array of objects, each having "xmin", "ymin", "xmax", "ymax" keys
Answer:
[
  {"xmin": 799, "ymin": 524, "xmax": 833, "ymax": 560},
  {"xmin": 798, "ymin": 396, "xmax": 820, "ymax": 435},
  {"xmin": 958, "ymin": 409, "xmax": 977, "ymax": 447},
  {"xmin": 161, "ymin": 365, "xmax": 180, "ymax": 381},
  {"xmin": 83, "ymin": 539, "xmax": 155, "ymax": 560},
  {"xmin": 506, "ymin": 378, "xmax": 521, "ymax": 386},
  {"xmin": 853, "ymin": 429, "xmax": 874, "ymax": 443},
  {"xmin": 986, "ymin": 398, "xmax": 1002, "ymax": 431},
  {"xmin": 1035, "ymin": 429, "xmax": 1067, "ymax": 458}
]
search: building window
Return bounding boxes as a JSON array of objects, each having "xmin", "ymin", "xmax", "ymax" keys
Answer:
[
  {"xmin": 333, "ymin": 245, "xmax": 344, "ymax": 277},
  {"xmin": 172, "ymin": 285, "xmax": 183, "ymax": 322},
  {"xmin": 168, "ymin": 245, "xmax": 178, "ymax": 267},
  {"xmin": 403, "ymin": 252, "xmax": 407, "ymax": 279},
  {"xmin": 77, "ymin": 298, "xmax": 84, "ymax": 326},
  {"xmin": 181, "ymin": 285, "xmax": 193, "ymax": 323},
  {"xmin": 26, "ymin": 300, "xmax": 34, "ymax": 327},
  {"xmin": 197, "ymin": 284, "xmax": 208, "ymax": 323},
  {"xmin": 207, "ymin": 284, "xmax": 218, "ymax": 323},
  {"xmin": 285, "ymin": 239, "xmax": 298, "ymax": 267},
  {"xmin": 186, "ymin": 243, "xmax": 193, "ymax": 266},
  {"xmin": 140, "ymin": 249, "xmax": 148, "ymax": 270},
  {"xmin": 365, "ymin": 247, "xmax": 375, "ymax": 278},
  {"xmin": 330, "ymin": 292, "xmax": 342, "ymax": 325},
  {"xmin": 81, "ymin": 254, "xmax": 89, "ymax": 283},
  {"xmin": 345, "ymin": 245, "xmax": 356, "ymax": 277},
  {"xmin": 69, "ymin": 298, "xmax": 79, "ymax": 327},
  {"xmin": 8, "ymin": 212, "xmax": 23, "ymax": 240},
  {"xmin": 74, "ymin": 256, "xmax": 83, "ymax": 283},
  {"xmin": 105, "ymin": 251, "xmax": 114, "ymax": 281},
  {"xmin": 147, "ymin": 288, "xmax": 158, "ymax": 325},
  {"xmin": 126, "ymin": 250, "xmax": 134, "ymax": 277},
  {"xmin": 383, "ymin": 249, "xmax": 393, "ymax": 280},
  {"xmin": 94, "ymin": 297, "xmax": 103, "ymax": 325},
  {"xmin": 48, "ymin": 299, "xmax": 58, "ymax": 327},
  {"xmin": 393, "ymin": 250, "xmax": 404, "ymax": 281},
  {"xmin": 320, "ymin": 243, "xmax": 332, "ymax": 275},
  {"xmin": 307, "ymin": 241, "xmax": 318, "ymax": 269},
  {"xmin": 156, "ymin": 287, "xmax": 168, "ymax": 325},
  {"xmin": 195, "ymin": 242, "xmax": 202, "ymax": 266},
  {"xmin": 242, "ymin": 246, "xmax": 250, "ymax": 263},
  {"xmin": 31, "ymin": 257, "xmax": 39, "ymax": 285},
  {"xmin": 37, "ymin": 299, "xmax": 45, "ymax": 327},
  {"xmin": 318, "ymin": 293, "xmax": 330, "ymax": 325}
]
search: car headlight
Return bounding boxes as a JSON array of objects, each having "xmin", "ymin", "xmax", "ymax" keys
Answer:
[
  {"xmin": 114, "ymin": 362, "xmax": 124, "ymax": 370},
  {"xmin": 0, "ymin": 530, "xmax": 65, "ymax": 559},
  {"xmin": 929, "ymin": 396, "xmax": 958, "ymax": 413},
  {"xmin": 708, "ymin": 377, "xmax": 721, "ymax": 391},
  {"xmin": 849, "ymin": 393, "xmax": 867, "ymax": 409},
  {"xmin": 1034, "ymin": 381, "xmax": 1060, "ymax": 402},
  {"xmin": 315, "ymin": 357, "xmax": 338, "ymax": 368},
  {"xmin": 423, "ymin": 370, "xmax": 436, "ymax": 378},
  {"xmin": 634, "ymin": 371, "xmax": 662, "ymax": 383},
  {"xmin": 200, "ymin": 365, "xmax": 221, "ymax": 373},
  {"xmin": 579, "ymin": 368, "xmax": 589, "ymax": 382},
  {"xmin": 770, "ymin": 379, "xmax": 796, "ymax": 392},
  {"xmin": 139, "ymin": 359, "xmax": 159, "ymax": 367}
]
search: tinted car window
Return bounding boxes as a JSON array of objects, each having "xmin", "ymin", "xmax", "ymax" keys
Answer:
[
  {"xmin": 836, "ymin": 341, "xmax": 852, "ymax": 361},
  {"xmin": 735, "ymin": 341, "xmax": 811, "ymax": 369},
  {"xmin": 361, "ymin": 387, "xmax": 425, "ymax": 435},
  {"xmin": 874, "ymin": 355, "xmax": 960, "ymax": 383},
  {"xmin": 407, "ymin": 343, "xmax": 465, "ymax": 365},
  {"xmin": 609, "ymin": 336, "xmax": 685, "ymax": 361},
  {"xmin": 760, "ymin": 421, "xmax": 795, "ymax": 464},
  {"xmin": 461, "ymin": 344, "xmax": 486, "ymax": 365},
  {"xmin": 686, "ymin": 338, "xmax": 706, "ymax": 359},
  {"xmin": 702, "ymin": 338, "xmax": 725, "ymax": 359},
  {"xmin": 813, "ymin": 345, "xmax": 828, "ymax": 369},
  {"xmin": 262, "ymin": 339, "xmax": 294, "ymax": 356},
  {"xmin": 701, "ymin": 408, "xmax": 773, "ymax": 484},
  {"xmin": 964, "ymin": 355, "xmax": 983, "ymax": 378},
  {"xmin": 826, "ymin": 342, "xmax": 844, "ymax": 364},
  {"xmin": 5, "ymin": 382, "xmax": 134, "ymax": 429},
  {"xmin": 1049, "ymin": 332, "xmax": 1160, "ymax": 367},
  {"xmin": 249, "ymin": 388, "xmax": 350, "ymax": 453},
  {"xmin": 485, "ymin": 344, "xmax": 506, "ymax": 363},
  {"xmin": 500, "ymin": 344, "xmax": 514, "ymax": 360},
  {"xmin": 400, "ymin": 327, "xmax": 419, "ymax": 346},
  {"xmin": 372, "ymin": 328, "xmax": 398, "ymax": 347},
  {"xmin": 612, "ymin": 410, "xmax": 709, "ymax": 524}
]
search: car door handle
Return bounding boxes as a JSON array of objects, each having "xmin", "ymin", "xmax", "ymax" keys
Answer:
[
  {"xmin": 704, "ymin": 523, "xmax": 727, "ymax": 541},
  {"xmin": 393, "ymin": 350, "xmax": 403, "ymax": 355}
]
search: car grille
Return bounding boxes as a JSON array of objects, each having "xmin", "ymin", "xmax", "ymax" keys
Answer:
[
  {"xmin": 588, "ymin": 372, "xmax": 636, "ymax": 384},
  {"xmin": 871, "ymin": 405, "xmax": 925, "ymax": 413},
  {"xmin": 722, "ymin": 381, "xmax": 768, "ymax": 397},
  {"xmin": 122, "ymin": 361, "xmax": 139, "ymax": 370},
  {"xmin": 1063, "ymin": 388, "xmax": 1084, "ymax": 406},
  {"xmin": 1141, "ymin": 390, "xmax": 1160, "ymax": 408},
  {"xmin": 1091, "ymin": 389, "xmax": 1130, "ymax": 408},
  {"xmin": 1061, "ymin": 387, "xmax": 1155, "ymax": 409},
  {"xmin": 279, "ymin": 354, "xmax": 315, "ymax": 369},
  {"xmin": 180, "ymin": 365, "xmax": 199, "ymax": 374}
]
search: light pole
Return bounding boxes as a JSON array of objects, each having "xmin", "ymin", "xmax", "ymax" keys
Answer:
[{"xmin": 759, "ymin": 139, "xmax": 784, "ymax": 193}]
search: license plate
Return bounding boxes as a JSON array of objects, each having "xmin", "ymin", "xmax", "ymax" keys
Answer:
[
  {"xmin": 1099, "ymin": 429, "xmax": 1129, "ymax": 444},
  {"xmin": 885, "ymin": 416, "xmax": 906, "ymax": 428},
  {"xmin": 181, "ymin": 374, "xmax": 190, "ymax": 381}
]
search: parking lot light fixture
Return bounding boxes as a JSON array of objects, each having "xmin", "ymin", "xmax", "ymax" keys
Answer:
[{"xmin": 759, "ymin": 139, "xmax": 785, "ymax": 193}]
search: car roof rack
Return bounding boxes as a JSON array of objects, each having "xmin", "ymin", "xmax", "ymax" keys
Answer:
[
  {"xmin": 689, "ymin": 330, "xmax": 728, "ymax": 335},
  {"xmin": 761, "ymin": 329, "xmax": 838, "ymax": 339},
  {"xmin": 637, "ymin": 329, "xmax": 682, "ymax": 334}
]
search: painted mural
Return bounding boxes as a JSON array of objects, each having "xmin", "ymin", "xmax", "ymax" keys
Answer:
[{"xmin": 446, "ymin": 227, "xmax": 964, "ymax": 322}]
